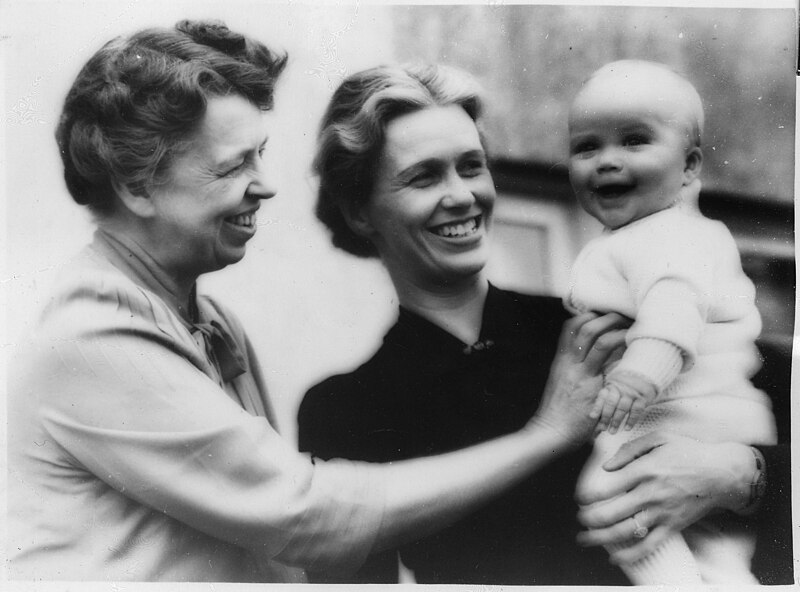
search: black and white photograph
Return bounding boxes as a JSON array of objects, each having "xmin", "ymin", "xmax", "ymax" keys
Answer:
[{"xmin": 2, "ymin": 0, "xmax": 796, "ymax": 589}]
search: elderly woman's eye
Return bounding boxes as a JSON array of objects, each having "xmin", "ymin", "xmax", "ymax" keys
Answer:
[{"xmin": 221, "ymin": 162, "xmax": 246, "ymax": 177}]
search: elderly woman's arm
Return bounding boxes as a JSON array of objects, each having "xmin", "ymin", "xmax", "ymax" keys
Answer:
[{"xmin": 28, "ymin": 271, "xmax": 622, "ymax": 574}]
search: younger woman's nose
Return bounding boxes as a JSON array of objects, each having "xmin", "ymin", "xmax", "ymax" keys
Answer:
[{"xmin": 441, "ymin": 173, "xmax": 476, "ymax": 208}]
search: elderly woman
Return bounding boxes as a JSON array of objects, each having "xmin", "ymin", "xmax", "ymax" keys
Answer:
[
  {"xmin": 7, "ymin": 20, "xmax": 629, "ymax": 583},
  {"xmin": 298, "ymin": 63, "xmax": 793, "ymax": 584}
]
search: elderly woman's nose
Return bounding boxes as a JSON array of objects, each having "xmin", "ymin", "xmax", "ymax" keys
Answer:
[{"xmin": 248, "ymin": 160, "xmax": 278, "ymax": 200}]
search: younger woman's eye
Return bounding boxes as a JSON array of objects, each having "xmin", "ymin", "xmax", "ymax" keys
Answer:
[{"xmin": 409, "ymin": 171, "xmax": 436, "ymax": 188}]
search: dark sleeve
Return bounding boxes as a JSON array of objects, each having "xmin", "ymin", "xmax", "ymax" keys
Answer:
[
  {"xmin": 749, "ymin": 340, "xmax": 793, "ymax": 585},
  {"xmin": 751, "ymin": 443, "xmax": 793, "ymax": 585}
]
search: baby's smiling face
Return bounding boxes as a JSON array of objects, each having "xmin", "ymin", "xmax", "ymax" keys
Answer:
[{"xmin": 567, "ymin": 61, "xmax": 703, "ymax": 230}]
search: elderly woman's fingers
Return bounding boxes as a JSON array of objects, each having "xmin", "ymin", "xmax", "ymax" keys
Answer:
[
  {"xmin": 581, "ymin": 329, "xmax": 627, "ymax": 376},
  {"xmin": 571, "ymin": 313, "xmax": 631, "ymax": 361},
  {"xmin": 576, "ymin": 313, "xmax": 631, "ymax": 359},
  {"xmin": 558, "ymin": 312, "xmax": 599, "ymax": 358}
]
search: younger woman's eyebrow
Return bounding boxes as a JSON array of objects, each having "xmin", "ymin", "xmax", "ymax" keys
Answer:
[{"xmin": 395, "ymin": 159, "xmax": 439, "ymax": 180}]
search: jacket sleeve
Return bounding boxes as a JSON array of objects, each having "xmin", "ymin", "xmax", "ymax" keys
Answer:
[{"xmin": 750, "ymin": 444, "xmax": 793, "ymax": 585}]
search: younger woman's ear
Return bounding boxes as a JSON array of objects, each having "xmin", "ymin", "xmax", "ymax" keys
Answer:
[
  {"xmin": 112, "ymin": 180, "xmax": 156, "ymax": 218},
  {"xmin": 682, "ymin": 146, "xmax": 703, "ymax": 185},
  {"xmin": 340, "ymin": 200, "xmax": 376, "ymax": 239}
]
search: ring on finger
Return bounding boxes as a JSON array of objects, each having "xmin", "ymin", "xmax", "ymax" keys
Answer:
[{"xmin": 631, "ymin": 510, "xmax": 649, "ymax": 539}]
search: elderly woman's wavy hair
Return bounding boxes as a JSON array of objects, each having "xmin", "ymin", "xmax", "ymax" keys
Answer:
[
  {"xmin": 56, "ymin": 20, "xmax": 287, "ymax": 215},
  {"xmin": 314, "ymin": 63, "xmax": 487, "ymax": 258}
]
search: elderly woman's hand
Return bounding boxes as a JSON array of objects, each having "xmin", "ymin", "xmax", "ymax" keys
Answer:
[
  {"xmin": 528, "ymin": 312, "xmax": 629, "ymax": 448},
  {"xmin": 575, "ymin": 431, "xmax": 754, "ymax": 565}
]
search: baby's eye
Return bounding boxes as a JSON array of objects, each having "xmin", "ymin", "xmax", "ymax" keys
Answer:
[
  {"xmin": 458, "ymin": 158, "xmax": 487, "ymax": 177},
  {"xmin": 624, "ymin": 135, "xmax": 649, "ymax": 147},
  {"xmin": 570, "ymin": 141, "xmax": 597, "ymax": 156}
]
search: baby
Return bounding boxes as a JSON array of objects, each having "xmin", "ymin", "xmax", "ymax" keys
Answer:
[{"xmin": 565, "ymin": 59, "xmax": 776, "ymax": 585}]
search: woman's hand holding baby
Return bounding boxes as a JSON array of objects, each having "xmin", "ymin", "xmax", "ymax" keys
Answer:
[
  {"xmin": 575, "ymin": 430, "xmax": 754, "ymax": 564},
  {"xmin": 530, "ymin": 312, "xmax": 630, "ymax": 448}
]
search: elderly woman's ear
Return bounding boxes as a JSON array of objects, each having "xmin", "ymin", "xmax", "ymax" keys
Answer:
[{"xmin": 112, "ymin": 180, "xmax": 156, "ymax": 218}]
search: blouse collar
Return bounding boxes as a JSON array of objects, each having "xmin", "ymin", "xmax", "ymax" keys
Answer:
[
  {"xmin": 391, "ymin": 283, "xmax": 521, "ymax": 359},
  {"xmin": 90, "ymin": 229, "xmax": 247, "ymax": 383},
  {"xmin": 92, "ymin": 228, "xmax": 198, "ymax": 323}
]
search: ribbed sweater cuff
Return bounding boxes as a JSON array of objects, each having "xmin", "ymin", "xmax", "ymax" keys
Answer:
[
  {"xmin": 612, "ymin": 338, "xmax": 683, "ymax": 394},
  {"xmin": 614, "ymin": 534, "xmax": 702, "ymax": 585}
]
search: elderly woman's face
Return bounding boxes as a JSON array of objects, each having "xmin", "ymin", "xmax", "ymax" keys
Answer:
[
  {"xmin": 359, "ymin": 105, "xmax": 495, "ymax": 288},
  {"xmin": 145, "ymin": 94, "xmax": 276, "ymax": 277}
]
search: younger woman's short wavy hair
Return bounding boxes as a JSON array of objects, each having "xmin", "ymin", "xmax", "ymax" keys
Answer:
[
  {"xmin": 56, "ymin": 19, "xmax": 287, "ymax": 215},
  {"xmin": 314, "ymin": 63, "xmax": 487, "ymax": 258}
]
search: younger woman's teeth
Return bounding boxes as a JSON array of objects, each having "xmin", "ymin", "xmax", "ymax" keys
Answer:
[{"xmin": 434, "ymin": 217, "xmax": 479, "ymax": 238}]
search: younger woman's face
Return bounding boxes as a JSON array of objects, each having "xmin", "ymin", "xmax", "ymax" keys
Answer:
[{"xmin": 357, "ymin": 105, "xmax": 496, "ymax": 290}]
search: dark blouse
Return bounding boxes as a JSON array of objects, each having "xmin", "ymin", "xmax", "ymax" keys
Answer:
[{"xmin": 298, "ymin": 285, "xmax": 628, "ymax": 585}]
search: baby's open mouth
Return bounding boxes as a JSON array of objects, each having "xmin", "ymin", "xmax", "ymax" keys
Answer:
[
  {"xmin": 594, "ymin": 184, "xmax": 633, "ymax": 199},
  {"xmin": 430, "ymin": 215, "xmax": 481, "ymax": 238}
]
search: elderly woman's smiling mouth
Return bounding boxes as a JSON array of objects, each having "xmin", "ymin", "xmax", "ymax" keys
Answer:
[{"xmin": 224, "ymin": 207, "xmax": 260, "ymax": 232}]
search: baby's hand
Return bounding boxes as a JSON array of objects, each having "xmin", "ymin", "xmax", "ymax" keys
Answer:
[{"xmin": 590, "ymin": 372, "xmax": 658, "ymax": 433}]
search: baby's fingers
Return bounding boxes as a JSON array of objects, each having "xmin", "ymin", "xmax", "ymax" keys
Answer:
[
  {"xmin": 624, "ymin": 399, "xmax": 648, "ymax": 431},
  {"xmin": 594, "ymin": 387, "xmax": 621, "ymax": 431},
  {"xmin": 607, "ymin": 397, "xmax": 633, "ymax": 434}
]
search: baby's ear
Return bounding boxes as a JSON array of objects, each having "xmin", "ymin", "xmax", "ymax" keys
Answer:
[{"xmin": 682, "ymin": 146, "xmax": 703, "ymax": 185}]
